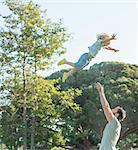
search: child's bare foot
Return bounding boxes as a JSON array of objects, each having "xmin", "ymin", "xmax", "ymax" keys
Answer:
[{"xmin": 58, "ymin": 59, "xmax": 66, "ymax": 66}]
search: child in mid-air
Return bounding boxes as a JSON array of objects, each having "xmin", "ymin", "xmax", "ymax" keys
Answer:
[{"xmin": 58, "ymin": 33, "xmax": 119, "ymax": 82}]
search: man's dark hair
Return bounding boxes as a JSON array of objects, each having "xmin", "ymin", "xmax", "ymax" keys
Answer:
[{"xmin": 117, "ymin": 108, "xmax": 126, "ymax": 121}]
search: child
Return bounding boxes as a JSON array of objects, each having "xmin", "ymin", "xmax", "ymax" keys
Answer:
[{"xmin": 58, "ymin": 33, "xmax": 119, "ymax": 82}]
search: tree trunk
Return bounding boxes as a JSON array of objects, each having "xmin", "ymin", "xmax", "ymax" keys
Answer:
[
  {"xmin": 31, "ymin": 116, "xmax": 35, "ymax": 150},
  {"xmin": 23, "ymin": 55, "xmax": 27, "ymax": 150},
  {"xmin": 30, "ymin": 58, "xmax": 37, "ymax": 150},
  {"xmin": 23, "ymin": 104, "xmax": 27, "ymax": 150}
]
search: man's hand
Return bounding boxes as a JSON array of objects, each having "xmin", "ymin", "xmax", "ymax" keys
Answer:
[{"xmin": 95, "ymin": 82, "xmax": 104, "ymax": 93}]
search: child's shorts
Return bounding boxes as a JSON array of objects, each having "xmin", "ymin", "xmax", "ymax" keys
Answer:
[{"xmin": 74, "ymin": 53, "xmax": 91, "ymax": 71}]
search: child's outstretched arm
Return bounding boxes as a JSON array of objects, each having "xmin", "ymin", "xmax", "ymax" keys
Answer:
[
  {"xmin": 103, "ymin": 33, "xmax": 117, "ymax": 43},
  {"xmin": 103, "ymin": 46, "xmax": 120, "ymax": 52},
  {"xmin": 110, "ymin": 33, "xmax": 117, "ymax": 40}
]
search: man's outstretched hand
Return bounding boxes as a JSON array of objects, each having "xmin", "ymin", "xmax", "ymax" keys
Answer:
[{"xmin": 95, "ymin": 82, "xmax": 104, "ymax": 93}]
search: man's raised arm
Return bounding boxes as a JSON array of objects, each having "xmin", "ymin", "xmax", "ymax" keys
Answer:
[{"xmin": 96, "ymin": 82, "xmax": 114, "ymax": 122}]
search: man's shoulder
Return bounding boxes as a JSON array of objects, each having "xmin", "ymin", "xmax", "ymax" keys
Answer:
[{"xmin": 110, "ymin": 116, "xmax": 121, "ymax": 129}]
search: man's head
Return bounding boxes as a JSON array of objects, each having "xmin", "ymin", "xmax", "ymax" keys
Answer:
[{"xmin": 112, "ymin": 106, "xmax": 126, "ymax": 122}]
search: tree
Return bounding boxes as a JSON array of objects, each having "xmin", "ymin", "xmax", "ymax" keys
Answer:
[{"xmin": 0, "ymin": 0, "xmax": 81, "ymax": 149}]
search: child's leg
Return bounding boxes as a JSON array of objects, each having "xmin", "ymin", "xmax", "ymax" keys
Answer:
[
  {"xmin": 65, "ymin": 61, "xmax": 75, "ymax": 67},
  {"xmin": 74, "ymin": 53, "xmax": 90, "ymax": 70},
  {"xmin": 62, "ymin": 68, "xmax": 76, "ymax": 82},
  {"xmin": 67, "ymin": 68, "xmax": 76, "ymax": 76},
  {"xmin": 58, "ymin": 59, "xmax": 75, "ymax": 67},
  {"xmin": 58, "ymin": 52, "xmax": 90, "ymax": 68}
]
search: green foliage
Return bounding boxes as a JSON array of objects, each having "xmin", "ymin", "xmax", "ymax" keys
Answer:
[
  {"xmin": 50, "ymin": 61, "xmax": 138, "ymax": 149},
  {"xmin": 0, "ymin": 0, "xmax": 80, "ymax": 149},
  {"xmin": 51, "ymin": 146, "xmax": 65, "ymax": 150},
  {"xmin": 0, "ymin": 106, "xmax": 23, "ymax": 149},
  {"xmin": 0, "ymin": 0, "xmax": 70, "ymax": 72},
  {"xmin": 118, "ymin": 133, "xmax": 138, "ymax": 149}
]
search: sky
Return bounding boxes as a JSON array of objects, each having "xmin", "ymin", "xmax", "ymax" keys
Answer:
[
  {"xmin": 0, "ymin": 0, "xmax": 138, "ymax": 76},
  {"xmin": 34, "ymin": 0, "xmax": 138, "ymax": 75}
]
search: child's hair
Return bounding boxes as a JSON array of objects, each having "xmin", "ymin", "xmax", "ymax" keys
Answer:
[
  {"xmin": 97, "ymin": 33, "xmax": 110, "ymax": 40},
  {"xmin": 97, "ymin": 33, "xmax": 112, "ymax": 47}
]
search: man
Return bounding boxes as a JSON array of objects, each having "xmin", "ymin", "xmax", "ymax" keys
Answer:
[{"xmin": 96, "ymin": 82, "xmax": 126, "ymax": 150}]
